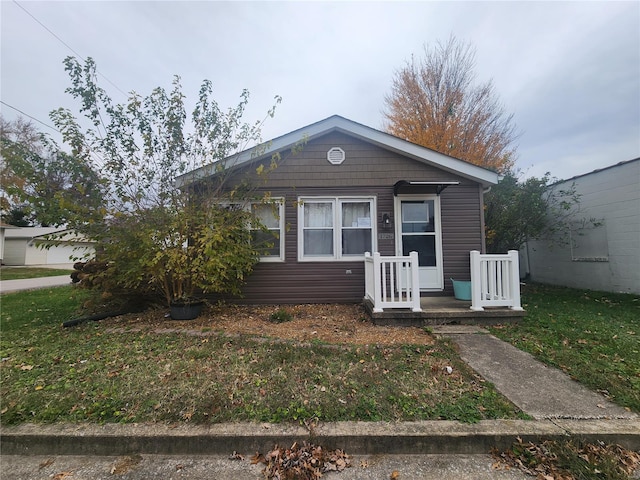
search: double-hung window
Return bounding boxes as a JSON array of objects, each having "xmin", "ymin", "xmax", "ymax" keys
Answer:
[
  {"xmin": 250, "ymin": 199, "xmax": 284, "ymax": 262},
  {"xmin": 298, "ymin": 197, "xmax": 375, "ymax": 261}
]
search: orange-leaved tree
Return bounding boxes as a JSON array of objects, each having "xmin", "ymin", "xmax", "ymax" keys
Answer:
[{"xmin": 383, "ymin": 36, "xmax": 518, "ymax": 174}]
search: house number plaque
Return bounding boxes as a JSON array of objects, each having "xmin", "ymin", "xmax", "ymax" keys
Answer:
[{"xmin": 378, "ymin": 233, "xmax": 394, "ymax": 240}]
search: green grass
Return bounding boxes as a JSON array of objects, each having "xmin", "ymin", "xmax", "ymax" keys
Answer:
[
  {"xmin": 495, "ymin": 438, "xmax": 640, "ymax": 479},
  {"xmin": 490, "ymin": 283, "xmax": 640, "ymax": 412},
  {"xmin": 0, "ymin": 286, "xmax": 526, "ymax": 425},
  {"xmin": 0, "ymin": 267, "xmax": 73, "ymax": 281}
]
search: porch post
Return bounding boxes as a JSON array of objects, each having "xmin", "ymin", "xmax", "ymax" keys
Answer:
[
  {"xmin": 508, "ymin": 250, "xmax": 524, "ymax": 311},
  {"xmin": 409, "ymin": 251, "xmax": 422, "ymax": 312},
  {"xmin": 372, "ymin": 252, "xmax": 384, "ymax": 313},
  {"xmin": 469, "ymin": 250, "xmax": 484, "ymax": 311}
]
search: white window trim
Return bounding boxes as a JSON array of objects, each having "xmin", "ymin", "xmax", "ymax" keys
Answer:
[
  {"xmin": 297, "ymin": 196, "xmax": 377, "ymax": 262},
  {"xmin": 251, "ymin": 198, "xmax": 285, "ymax": 262}
]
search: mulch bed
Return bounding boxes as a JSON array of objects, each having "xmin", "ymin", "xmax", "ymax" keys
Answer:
[{"xmin": 106, "ymin": 303, "xmax": 435, "ymax": 346}]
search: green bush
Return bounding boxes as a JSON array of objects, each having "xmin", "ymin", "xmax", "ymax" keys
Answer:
[{"xmin": 269, "ymin": 308, "xmax": 293, "ymax": 323}]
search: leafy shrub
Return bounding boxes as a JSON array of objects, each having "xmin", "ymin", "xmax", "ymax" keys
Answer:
[{"xmin": 269, "ymin": 308, "xmax": 293, "ymax": 323}]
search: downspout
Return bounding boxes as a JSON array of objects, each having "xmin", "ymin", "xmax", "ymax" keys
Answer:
[{"xmin": 480, "ymin": 186, "xmax": 492, "ymax": 253}]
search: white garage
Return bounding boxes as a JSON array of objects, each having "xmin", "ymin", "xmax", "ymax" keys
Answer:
[{"xmin": 2, "ymin": 227, "xmax": 94, "ymax": 266}]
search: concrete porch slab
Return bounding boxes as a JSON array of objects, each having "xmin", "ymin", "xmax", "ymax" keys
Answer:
[{"xmin": 364, "ymin": 296, "xmax": 526, "ymax": 326}]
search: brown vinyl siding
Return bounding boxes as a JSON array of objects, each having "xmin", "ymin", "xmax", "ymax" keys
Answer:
[
  {"xmin": 440, "ymin": 184, "xmax": 484, "ymax": 295},
  {"xmin": 213, "ymin": 131, "xmax": 485, "ymax": 304},
  {"xmin": 238, "ymin": 131, "xmax": 464, "ymax": 188}
]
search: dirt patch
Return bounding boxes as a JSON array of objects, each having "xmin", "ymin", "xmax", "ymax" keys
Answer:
[{"xmin": 107, "ymin": 303, "xmax": 435, "ymax": 346}]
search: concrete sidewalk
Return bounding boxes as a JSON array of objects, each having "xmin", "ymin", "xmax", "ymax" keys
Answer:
[
  {"xmin": 445, "ymin": 329, "xmax": 637, "ymax": 420},
  {"xmin": 0, "ymin": 274, "xmax": 72, "ymax": 293}
]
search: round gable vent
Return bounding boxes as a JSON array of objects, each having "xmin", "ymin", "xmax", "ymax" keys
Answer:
[{"xmin": 327, "ymin": 147, "xmax": 345, "ymax": 165}]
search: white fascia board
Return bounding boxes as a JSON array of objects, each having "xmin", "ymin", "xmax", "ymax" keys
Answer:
[
  {"xmin": 175, "ymin": 118, "xmax": 336, "ymax": 187},
  {"xmin": 330, "ymin": 117, "xmax": 499, "ymax": 187},
  {"xmin": 176, "ymin": 115, "xmax": 500, "ymax": 188}
]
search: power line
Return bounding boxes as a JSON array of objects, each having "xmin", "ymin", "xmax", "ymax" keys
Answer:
[
  {"xmin": 0, "ymin": 101, "xmax": 59, "ymax": 133},
  {"xmin": 1, "ymin": 100, "xmax": 108, "ymax": 167},
  {"xmin": 12, "ymin": 0, "xmax": 129, "ymax": 99}
]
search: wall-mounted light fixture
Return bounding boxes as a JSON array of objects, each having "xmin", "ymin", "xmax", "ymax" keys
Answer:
[{"xmin": 382, "ymin": 213, "xmax": 391, "ymax": 230}]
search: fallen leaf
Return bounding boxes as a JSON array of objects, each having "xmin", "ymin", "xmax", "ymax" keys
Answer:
[
  {"xmin": 52, "ymin": 472, "xmax": 74, "ymax": 479},
  {"xmin": 251, "ymin": 452, "xmax": 265, "ymax": 465},
  {"xmin": 390, "ymin": 470, "xmax": 400, "ymax": 479},
  {"xmin": 39, "ymin": 458, "xmax": 55, "ymax": 470},
  {"xmin": 20, "ymin": 365, "xmax": 34, "ymax": 371},
  {"xmin": 110, "ymin": 455, "xmax": 142, "ymax": 475}
]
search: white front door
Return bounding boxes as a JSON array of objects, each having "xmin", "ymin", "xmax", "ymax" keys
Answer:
[{"xmin": 395, "ymin": 195, "xmax": 444, "ymax": 291}]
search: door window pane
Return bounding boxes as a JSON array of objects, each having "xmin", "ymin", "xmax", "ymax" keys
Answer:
[
  {"xmin": 402, "ymin": 235, "xmax": 436, "ymax": 266},
  {"xmin": 401, "ymin": 201, "xmax": 434, "ymax": 233}
]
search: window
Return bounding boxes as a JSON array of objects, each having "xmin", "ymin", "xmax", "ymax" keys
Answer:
[
  {"xmin": 250, "ymin": 199, "xmax": 284, "ymax": 261},
  {"xmin": 299, "ymin": 197, "xmax": 375, "ymax": 260},
  {"xmin": 570, "ymin": 219, "xmax": 608, "ymax": 262}
]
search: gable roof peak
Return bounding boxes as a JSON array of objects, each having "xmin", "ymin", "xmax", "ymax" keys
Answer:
[{"xmin": 177, "ymin": 115, "xmax": 499, "ymax": 188}]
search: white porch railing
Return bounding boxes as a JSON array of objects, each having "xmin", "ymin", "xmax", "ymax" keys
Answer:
[
  {"xmin": 364, "ymin": 251, "xmax": 422, "ymax": 313},
  {"xmin": 470, "ymin": 250, "xmax": 523, "ymax": 311}
]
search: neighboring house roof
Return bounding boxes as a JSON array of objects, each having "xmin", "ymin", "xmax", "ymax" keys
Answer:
[
  {"xmin": 553, "ymin": 157, "xmax": 640, "ymax": 186},
  {"xmin": 177, "ymin": 115, "xmax": 500, "ymax": 188},
  {"xmin": 4, "ymin": 227, "xmax": 91, "ymax": 243},
  {"xmin": 4, "ymin": 227, "xmax": 66, "ymax": 239}
]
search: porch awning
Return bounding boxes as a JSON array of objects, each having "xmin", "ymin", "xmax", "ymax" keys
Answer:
[{"xmin": 393, "ymin": 180, "xmax": 460, "ymax": 196}]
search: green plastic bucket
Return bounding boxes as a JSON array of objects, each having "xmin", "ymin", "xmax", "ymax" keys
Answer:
[{"xmin": 450, "ymin": 279, "xmax": 471, "ymax": 301}]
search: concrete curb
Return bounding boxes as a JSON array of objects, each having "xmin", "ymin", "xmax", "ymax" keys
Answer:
[{"xmin": 2, "ymin": 419, "xmax": 639, "ymax": 456}]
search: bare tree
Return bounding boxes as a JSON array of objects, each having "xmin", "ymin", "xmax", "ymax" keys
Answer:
[{"xmin": 383, "ymin": 36, "xmax": 518, "ymax": 173}]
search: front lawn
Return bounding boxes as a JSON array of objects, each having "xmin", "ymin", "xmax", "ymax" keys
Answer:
[
  {"xmin": 0, "ymin": 286, "xmax": 525, "ymax": 425},
  {"xmin": 0, "ymin": 267, "xmax": 73, "ymax": 281},
  {"xmin": 490, "ymin": 283, "xmax": 640, "ymax": 413}
]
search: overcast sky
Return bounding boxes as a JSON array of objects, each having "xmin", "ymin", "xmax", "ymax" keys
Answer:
[{"xmin": 1, "ymin": 1, "xmax": 639, "ymax": 181}]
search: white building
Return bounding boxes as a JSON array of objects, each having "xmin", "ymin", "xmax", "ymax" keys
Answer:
[
  {"xmin": 525, "ymin": 158, "xmax": 639, "ymax": 294},
  {"xmin": 2, "ymin": 227, "xmax": 94, "ymax": 266}
]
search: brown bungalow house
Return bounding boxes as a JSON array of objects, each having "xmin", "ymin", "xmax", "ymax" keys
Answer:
[{"xmin": 178, "ymin": 115, "xmax": 500, "ymax": 307}]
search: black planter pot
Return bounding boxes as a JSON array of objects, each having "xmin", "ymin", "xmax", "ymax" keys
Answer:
[{"xmin": 169, "ymin": 301, "xmax": 204, "ymax": 320}]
